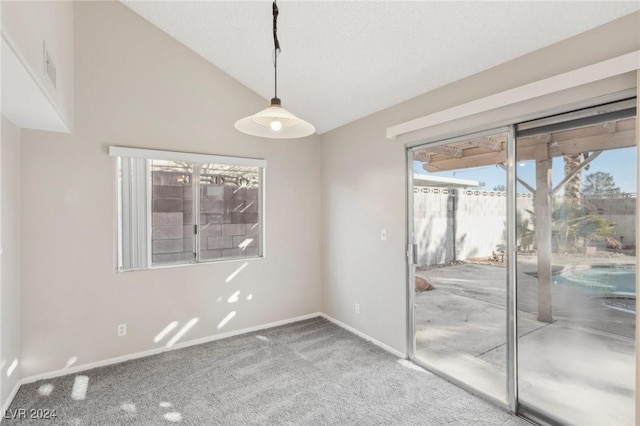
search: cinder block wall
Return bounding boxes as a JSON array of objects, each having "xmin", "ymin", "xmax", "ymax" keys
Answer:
[
  {"xmin": 588, "ymin": 196, "xmax": 637, "ymax": 245},
  {"xmin": 415, "ymin": 188, "xmax": 636, "ymax": 266},
  {"xmin": 415, "ymin": 188, "xmax": 534, "ymax": 266},
  {"xmin": 152, "ymin": 170, "xmax": 259, "ymax": 264}
]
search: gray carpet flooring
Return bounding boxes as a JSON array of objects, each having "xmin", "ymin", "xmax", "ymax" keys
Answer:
[{"xmin": 6, "ymin": 317, "xmax": 528, "ymax": 425}]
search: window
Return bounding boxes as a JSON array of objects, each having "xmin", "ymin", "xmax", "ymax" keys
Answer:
[{"xmin": 111, "ymin": 147, "xmax": 265, "ymax": 271}]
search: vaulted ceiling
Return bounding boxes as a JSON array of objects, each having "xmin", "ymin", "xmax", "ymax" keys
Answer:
[{"xmin": 122, "ymin": 1, "xmax": 639, "ymax": 134}]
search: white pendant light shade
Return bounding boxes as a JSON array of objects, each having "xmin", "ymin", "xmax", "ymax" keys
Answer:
[
  {"xmin": 235, "ymin": 1, "xmax": 315, "ymax": 139},
  {"xmin": 235, "ymin": 99, "xmax": 315, "ymax": 139}
]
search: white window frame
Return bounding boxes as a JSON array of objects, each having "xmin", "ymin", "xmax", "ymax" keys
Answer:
[{"xmin": 111, "ymin": 146, "xmax": 266, "ymax": 272}]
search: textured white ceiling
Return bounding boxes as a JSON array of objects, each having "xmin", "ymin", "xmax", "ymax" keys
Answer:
[{"xmin": 121, "ymin": 1, "xmax": 639, "ymax": 134}]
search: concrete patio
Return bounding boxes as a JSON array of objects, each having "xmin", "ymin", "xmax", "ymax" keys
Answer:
[{"xmin": 414, "ymin": 262, "xmax": 635, "ymax": 426}]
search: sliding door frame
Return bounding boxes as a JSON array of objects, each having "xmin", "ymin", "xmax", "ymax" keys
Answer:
[
  {"xmin": 506, "ymin": 125, "xmax": 518, "ymax": 412},
  {"xmin": 406, "ymin": 91, "xmax": 637, "ymax": 423},
  {"xmin": 406, "ymin": 125, "xmax": 517, "ymax": 412}
]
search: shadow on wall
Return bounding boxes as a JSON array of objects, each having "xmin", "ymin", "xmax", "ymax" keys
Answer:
[
  {"xmin": 415, "ymin": 188, "xmax": 514, "ymax": 266},
  {"xmin": 416, "ymin": 219, "xmax": 447, "ymax": 265},
  {"xmin": 415, "ymin": 189, "xmax": 469, "ymax": 266}
]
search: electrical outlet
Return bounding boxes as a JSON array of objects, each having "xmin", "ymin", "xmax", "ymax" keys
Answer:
[
  {"xmin": 381, "ymin": 228, "xmax": 388, "ymax": 242},
  {"xmin": 117, "ymin": 324, "xmax": 127, "ymax": 337},
  {"xmin": 355, "ymin": 303, "xmax": 360, "ymax": 314}
]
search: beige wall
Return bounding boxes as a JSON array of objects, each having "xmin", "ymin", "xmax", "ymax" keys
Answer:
[
  {"xmin": 10, "ymin": 0, "xmax": 640, "ymax": 407},
  {"xmin": 1, "ymin": 115, "xmax": 21, "ymax": 408},
  {"xmin": 19, "ymin": 1, "xmax": 321, "ymax": 378},
  {"xmin": 320, "ymin": 12, "xmax": 640, "ymax": 355},
  {"xmin": 1, "ymin": 1, "xmax": 74, "ymax": 130}
]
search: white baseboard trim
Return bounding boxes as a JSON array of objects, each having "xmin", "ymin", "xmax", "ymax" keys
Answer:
[
  {"xmin": 10, "ymin": 311, "xmax": 405, "ymax": 411},
  {"xmin": 319, "ymin": 313, "xmax": 406, "ymax": 359},
  {"xmin": 1, "ymin": 381, "xmax": 22, "ymax": 424},
  {"xmin": 20, "ymin": 312, "xmax": 322, "ymax": 385}
]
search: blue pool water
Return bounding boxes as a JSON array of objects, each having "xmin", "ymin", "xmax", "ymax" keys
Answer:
[
  {"xmin": 553, "ymin": 266, "xmax": 636, "ymax": 314},
  {"xmin": 553, "ymin": 266, "xmax": 636, "ymax": 294}
]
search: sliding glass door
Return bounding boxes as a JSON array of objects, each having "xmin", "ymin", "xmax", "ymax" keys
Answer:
[
  {"xmin": 408, "ymin": 98, "xmax": 637, "ymax": 424},
  {"xmin": 515, "ymin": 101, "xmax": 637, "ymax": 425},
  {"xmin": 408, "ymin": 128, "xmax": 515, "ymax": 406}
]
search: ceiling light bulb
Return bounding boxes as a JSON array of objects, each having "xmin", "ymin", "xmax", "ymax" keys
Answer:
[{"xmin": 270, "ymin": 120, "xmax": 282, "ymax": 131}]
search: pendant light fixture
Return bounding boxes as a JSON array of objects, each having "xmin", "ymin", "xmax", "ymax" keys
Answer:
[{"xmin": 234, "ymin": 0, "xmax": 315, "ymax": 139}]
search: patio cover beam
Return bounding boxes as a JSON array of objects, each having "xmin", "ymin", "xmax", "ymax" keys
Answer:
[
  {"xmin": 517, "ymin": 129, "xmax": 635, "ymax": 161},
  {"xmin": 424, "ymin": 129, "xmax": 634, "ymax": 172},
  {"xmin": 423, "ymin": 150, "xmax": 506, "ymax": 172}
]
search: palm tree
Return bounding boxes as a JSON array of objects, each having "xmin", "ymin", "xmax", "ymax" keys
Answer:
[
  {"xmin": 563, "ymin": 153, "xmax": 585, "ymax": 206},
  {"xmin": 516, "ymin": 210, "xmax": 535, "ymax": 252},
  {"xmin": 553, "ymin": 203, "xmax": 623, "ymax": 252},
  {"xmin": 520, "ymin": 203, "xmax": 622, "ymax": 254}
]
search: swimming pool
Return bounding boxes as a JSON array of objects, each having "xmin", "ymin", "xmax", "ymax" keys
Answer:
[
  {"xmin": 553, "ymin": 265, "xmax": 635, "ymax": 293},
  {"xmin": 553, "ymin": 265, "xmax": 636, "ymax": 314}
]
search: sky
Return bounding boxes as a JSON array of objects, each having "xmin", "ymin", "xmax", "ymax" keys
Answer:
[{"xmin": 414, "ymin": 146, "xmax": 637, "ymax": 195}]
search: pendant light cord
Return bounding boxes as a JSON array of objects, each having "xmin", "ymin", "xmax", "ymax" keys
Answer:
[
  {"xmin": 234, "ymin": 0, "xmax": 315, "ymax": 137},
  {"xmin": 272, "ymin": 0, "xmax": 281, "ymax": 101}
]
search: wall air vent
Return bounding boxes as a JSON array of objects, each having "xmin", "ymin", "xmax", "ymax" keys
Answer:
[{"xmin": 43, "ymin": 42, "xmax": 57, "ymax": 88}]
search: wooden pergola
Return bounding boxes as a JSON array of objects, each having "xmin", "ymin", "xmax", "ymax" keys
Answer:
[{"xmin": 414, "ymin": 117, "xmax": 636, "ymax": 323}]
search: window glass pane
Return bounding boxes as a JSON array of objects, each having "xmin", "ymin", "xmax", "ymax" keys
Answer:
[
  {"xmin": 199, "ymin": 163, "xmax": 260, "ymax": 261},
  {"xmin": 151, "ymin": 160, "xmax": 195, "ymax": 266},
  {"xmin": 412, "ymin": 132, "xmax": 509, "ymax": 403},
  {"xmin": 114, "ymin": 149, "xmax": 265, "ymax": 271}
]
